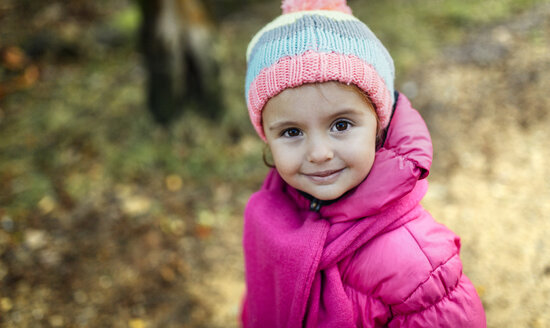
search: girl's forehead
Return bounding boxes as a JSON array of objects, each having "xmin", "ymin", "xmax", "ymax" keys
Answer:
[
  {"xmin": 262, "ymin": 82, "xmax": 376, "ymax": 126},
  {"xmin": 264, "ymin": 82, "xmax": 374, "ymax": 116}
]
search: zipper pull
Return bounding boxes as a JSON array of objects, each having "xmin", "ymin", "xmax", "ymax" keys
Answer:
[{"xmin": 310, "ymin": 199, "xmax": 322, "ymax": 212}]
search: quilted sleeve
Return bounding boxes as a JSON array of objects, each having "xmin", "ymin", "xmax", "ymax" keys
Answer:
[{"xmin": 387, "ymin": 254, "xmax": 486, "ymax": 327}]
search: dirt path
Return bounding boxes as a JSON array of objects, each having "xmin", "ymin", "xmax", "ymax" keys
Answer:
[{"xmin": 413, "ymin": 3, "xmax": 550, "ymax": 326}]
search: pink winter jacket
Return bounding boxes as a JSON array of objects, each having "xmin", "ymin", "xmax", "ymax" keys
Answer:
[{"xmin": 242, "ymin": 93, "xmax": 486, "ymax": 327}]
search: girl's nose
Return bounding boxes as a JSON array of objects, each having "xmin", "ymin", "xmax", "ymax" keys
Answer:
[{"xmin": 306, "ymin": 137, "xmax": 334, "ymax": 163}]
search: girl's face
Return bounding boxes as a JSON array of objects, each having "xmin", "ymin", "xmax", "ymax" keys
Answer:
[{"xmin": 262, "ymin": 82, "xmax": 378, "ymax": 201}]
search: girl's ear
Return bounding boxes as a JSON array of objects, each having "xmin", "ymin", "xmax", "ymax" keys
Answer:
[{"xmin": 262, "ymin": 145, "xmax": 275, "ymax": 168}]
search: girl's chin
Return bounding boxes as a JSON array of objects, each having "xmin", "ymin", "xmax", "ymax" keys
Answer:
[{"xmin": 306, "ymin": 187, "xmax": 346, "ymax": 201}]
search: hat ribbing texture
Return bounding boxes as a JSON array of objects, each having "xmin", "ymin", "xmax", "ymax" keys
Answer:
[{"xmin": 245, "ymin": 9, "xmax": 395, "ymax": 140}]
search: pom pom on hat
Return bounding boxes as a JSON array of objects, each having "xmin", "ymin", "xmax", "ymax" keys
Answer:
[{"xmin": 282, "ymin": 0, "xmax": 352, "ymax": 14}]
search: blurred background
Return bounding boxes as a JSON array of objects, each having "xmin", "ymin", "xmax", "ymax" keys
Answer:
[{"xmin": 1, "ymin": 0, "xmax": 549, "ymax": 327}]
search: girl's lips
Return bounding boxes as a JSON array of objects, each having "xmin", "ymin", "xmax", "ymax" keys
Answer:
[{"xmin": 303, "ymin": 168, "xmax": 344, "ymax": 184}]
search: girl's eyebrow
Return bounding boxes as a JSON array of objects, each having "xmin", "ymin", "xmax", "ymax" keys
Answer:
[
  {"xmin": 267, "ymin": 120, "xmax": 298, "ymax": 131},
  {"xmin": 328, "ymin": 108, "xmax": 364, "ymax": 120}
]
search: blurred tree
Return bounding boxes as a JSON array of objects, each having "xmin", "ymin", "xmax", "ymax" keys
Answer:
[{"xmin": 137, "ymin": 0, "xmax": 223, "ymax": 125}]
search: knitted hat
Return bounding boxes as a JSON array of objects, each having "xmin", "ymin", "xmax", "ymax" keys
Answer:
[{"xmin": 245, "ymin": 0, "xmax": 395, "ymax": 140}]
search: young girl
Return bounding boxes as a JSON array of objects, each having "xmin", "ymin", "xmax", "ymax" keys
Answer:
[{"xmin": 241, "ymin": 0, "xmax": 486, "ymax": 327}]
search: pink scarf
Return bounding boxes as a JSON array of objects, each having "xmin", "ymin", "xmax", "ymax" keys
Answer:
[{"xmin": 242, "ymin": 94, "xmax": 432, "ymax": 327}]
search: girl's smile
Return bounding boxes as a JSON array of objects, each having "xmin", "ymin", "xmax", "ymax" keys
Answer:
[
  {"xmin": 302, "ymin": 168, "xmax": 345, "ymax": 184},
  {"xmin": 262, "ymin": 81, "xmax": 379, "ymax": 201}
]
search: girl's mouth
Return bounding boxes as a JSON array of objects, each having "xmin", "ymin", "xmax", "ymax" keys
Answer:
[{"xmin": 304, "ymin": 168, "xmax": 344, "ymax": 184}]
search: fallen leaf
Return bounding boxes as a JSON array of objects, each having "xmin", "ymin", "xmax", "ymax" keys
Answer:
[
  {"xmin": 165, "ymin": 174, "xmax": 182, "ymax": 192},
  {"xmin": 1, "ymin": 46, "xmax": 26, "ymax": 70},
  {"xmin": 1, "ymin": 297, "xmax": 13, "ymax": 312},
  {"xmin": 129, "ymin": 318, "xmax": 145, "ymax": 328}
]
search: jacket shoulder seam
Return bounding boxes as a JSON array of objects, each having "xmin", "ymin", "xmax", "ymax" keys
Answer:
[
  {"xmin": 394, "ymin": 252, "xmax": 460, "ymax": 307},
  {"xmin": 398, "ymin": 223, "xmax": 459, "ymax": 305},
  {"xmin": 390, "ymin": 270, "xmax": 464, "ymax": 317}
]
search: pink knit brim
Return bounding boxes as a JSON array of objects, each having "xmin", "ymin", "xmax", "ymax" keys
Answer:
[{"xmin": 247, "ymin": 51, "xmax": 392, "ymax": 141}]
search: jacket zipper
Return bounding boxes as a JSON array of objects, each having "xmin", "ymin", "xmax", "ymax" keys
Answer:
[{"xmin": 310, "ymin": 199, "xmax": 322, "ymax": 212}]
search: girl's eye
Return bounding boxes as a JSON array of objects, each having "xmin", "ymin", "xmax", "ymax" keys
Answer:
[
  {"xmin": 333, "ymin": 120, "xmax": 351, "ymax": 132},
  {"xmin": 282, "ymin": 128, "xmax": 301, "ymax": 137}
]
